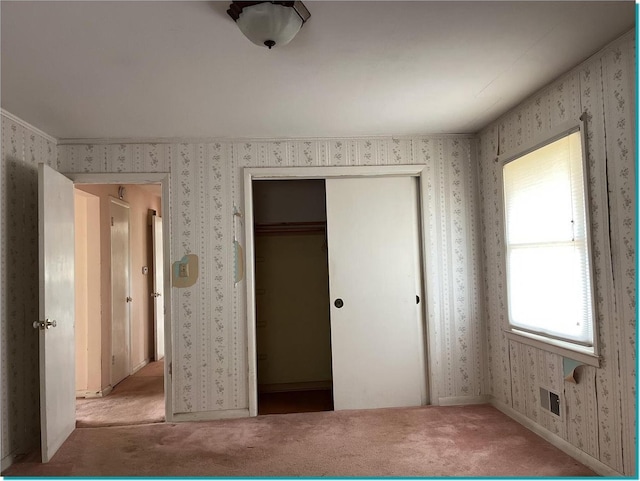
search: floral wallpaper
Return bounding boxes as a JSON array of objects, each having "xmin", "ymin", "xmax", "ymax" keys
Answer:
[
  {"xmin": 55, "ymin": 134, "xmax": 484, "ymax": 417},
  {"xmin": 1, "ymin": 114, "xmax": 57, "ymax": 461},
  {"xmin": 478, "ymin": 30, "xmax": 635, "ymax": 475}
]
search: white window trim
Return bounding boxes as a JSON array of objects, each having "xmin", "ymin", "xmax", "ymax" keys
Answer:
[
  {"xmin": 505, "ymin": 330, "xmax": 600, "ymax": 367},
  {"xmin": 498, "ymin": 115, "xmax": 600, "ymax": 366}
]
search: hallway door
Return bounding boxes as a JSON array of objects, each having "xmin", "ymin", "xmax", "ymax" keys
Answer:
[
  {"xmin": 110, "ymin": 198, "xmax": 131, "ymax": 386},
  {"xmin": 325, "ymin": 176, "xmax": 425, "ymax": 411},
  {"xmin": 37, "ymin": 163, "xmax": 76, "ymax": 462}
]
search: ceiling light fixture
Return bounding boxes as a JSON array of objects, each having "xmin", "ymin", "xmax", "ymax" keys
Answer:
[{"xmin": 227, "ymin": 1, "xmax": 310, "ymax": 49}]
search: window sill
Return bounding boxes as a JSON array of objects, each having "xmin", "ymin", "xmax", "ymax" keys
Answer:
[{"xmin": 504, "ymin": 329, "xmax": 601, "ymax": 368}]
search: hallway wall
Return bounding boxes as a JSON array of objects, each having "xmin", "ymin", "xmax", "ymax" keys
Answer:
[{"xmin": 74, "ymin": 189, "xmax": 101, "ymax": 395}]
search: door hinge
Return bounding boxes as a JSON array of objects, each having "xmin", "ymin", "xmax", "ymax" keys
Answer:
[
  {"xmin": 112, "ymin": 355, "xmax": 115, "ymax": 365},
  {"xmin": 111, "ymin": 216, "xmax": 114, "ymax": 226},
  {"xmin": 169, "ymin": 362, "xmax": 172, "ymax": 376}
]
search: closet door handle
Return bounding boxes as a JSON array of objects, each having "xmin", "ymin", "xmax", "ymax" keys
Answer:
[{"xmin": 416, "ymin": 295, "xmax": 420, "ymax": 304}]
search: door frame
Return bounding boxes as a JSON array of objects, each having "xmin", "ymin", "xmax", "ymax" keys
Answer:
[
  {"xmin": 64, "ymin": 172, "xmax": 174, "ymax": 422},
  {"xmin": 244, "ymin": 165, "xmax": 434, "ymax": 417},
  {"xmin": 151, "ymin": 214, "xmax": 165, "ymax": 361}
]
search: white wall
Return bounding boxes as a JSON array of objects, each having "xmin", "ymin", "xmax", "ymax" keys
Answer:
[
  {"xmin": 0, "ymin": 112, "xmax": 57, "ymax": 463},
  {"xmin": 478, "ymin": 30, "xmax": 635, "ymax": 475},
  {"xmin": 57, "ymin": 135, "xmax": 484, "ymax": 414}
]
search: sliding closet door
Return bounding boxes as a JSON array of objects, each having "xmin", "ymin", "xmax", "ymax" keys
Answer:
[{"xmin": 325, "ymin": 176, "xmax": 425, "ymax": 411}]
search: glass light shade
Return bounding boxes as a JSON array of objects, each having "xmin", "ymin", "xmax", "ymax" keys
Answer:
[{"xmin": 236, "ymin": 2, "xmax": 303, "ymax": 48}]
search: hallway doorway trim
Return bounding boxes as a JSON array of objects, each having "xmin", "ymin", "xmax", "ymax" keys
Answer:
[{"xmin": 65, "ymin": 172, "xmax": 173, "ymax": 422}]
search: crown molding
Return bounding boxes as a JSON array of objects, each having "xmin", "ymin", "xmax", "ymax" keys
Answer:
[
  {"xmin": 57, "ymin": 132, "xmax": 476, "ymax": 146},
  {"xmin": 0, "ymin": 109, "xmax": 58, "ymax": 144}
]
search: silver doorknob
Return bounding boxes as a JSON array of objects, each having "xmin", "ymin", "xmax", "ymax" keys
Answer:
[
  {"xmin": 33, "ymin": 319, "xmax": 57, "ymax": 330},
  {"xmin": 126, "ymin": 296, "xmax": 133, "ymax": 303}
]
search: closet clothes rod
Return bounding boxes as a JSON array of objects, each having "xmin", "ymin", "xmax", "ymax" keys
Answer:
[{"xmin": 254, "ymin": 221, "xmax": 327, "ymax": 235}]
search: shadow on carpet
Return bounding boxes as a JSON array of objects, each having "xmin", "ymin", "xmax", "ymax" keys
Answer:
[{"xmin": 76, "ymin": 361, "xmax": 164, "ymax": 428}]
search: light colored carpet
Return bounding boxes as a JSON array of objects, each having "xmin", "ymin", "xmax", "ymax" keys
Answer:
[
  {"xmin": 75, "ymin": 360, "xmax": 164, "ymax": 428},
  {"xmin": 4, "ymin": 404, "xmax": 595, "ymax": 477}
]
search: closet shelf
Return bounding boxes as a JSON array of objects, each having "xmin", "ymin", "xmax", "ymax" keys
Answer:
[{"xmin": 254, "ymin": 221, "xmax": 326, "ymax": 235}]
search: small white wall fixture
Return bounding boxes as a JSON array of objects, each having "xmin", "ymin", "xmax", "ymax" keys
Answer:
[
  {"xmin": 244, "ymin": 165, "xmax": 435, "ymax": 417},
  {"xmin": 64, "ymin": 172, "xmax": 173, "ymax": 422}
]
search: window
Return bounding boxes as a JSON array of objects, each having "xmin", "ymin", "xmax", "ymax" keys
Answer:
[{"xmin": 502, "ymin": 129, "xmax": 595, "ymax": 352}]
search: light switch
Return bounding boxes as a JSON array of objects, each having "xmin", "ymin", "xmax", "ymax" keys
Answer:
[
  {"xmin": 179, "ymin": 263, "xmax": 189, "ymax": 278},
  {"xmin": 172, "ymin": 254, "xmax": 198, "ymax": 288}
]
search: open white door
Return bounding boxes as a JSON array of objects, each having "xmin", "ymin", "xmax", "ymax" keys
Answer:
[
  {"xmin": 152, "ymin": 215, "xmax": 165, "ymax": 360},
  {"xmin": 37, "ymin": 163, "xmax": 76, "ymax": 462},
  {"xmin": 110, "ymin": 198, "xmax": 131, "ymax": 386},
  {"xmin": 326, "ymin": 176, "xmax": 425, "ymax": 411}
]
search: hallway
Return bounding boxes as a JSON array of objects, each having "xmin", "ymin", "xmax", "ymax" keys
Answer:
[{"xmin": 75, "ymin": 361, "xmax": 164, "ymax": 428}]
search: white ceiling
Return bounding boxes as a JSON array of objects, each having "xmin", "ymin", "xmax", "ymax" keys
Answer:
[{"xmin": 1, "ymin": 1, "xmax": 634, "ymax": 140}]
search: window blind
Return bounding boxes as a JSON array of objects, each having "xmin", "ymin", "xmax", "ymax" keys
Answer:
[{"xmin": 503, "ymin": 131, "xmax": 594, "ymax": 346}]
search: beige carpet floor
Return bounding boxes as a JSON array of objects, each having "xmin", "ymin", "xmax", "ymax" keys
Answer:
[
  {"xmin": 75, "ymin": 360, "xmax": 165, "ymax": 428},
  {"xmin": 4, "ymin": 404, "xmax": 595, "ymax": 477}
]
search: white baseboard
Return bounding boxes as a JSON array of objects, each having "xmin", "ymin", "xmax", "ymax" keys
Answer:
[
  {"xmin": 490, "ymin": 397, "xmax": 623, "ymax": 477},
  {"xmin": 132, "ymin": 359, "xmax": 150, "ymax": 374},
  {"xmin": 76, "ymin": 385, "xmax": 113, "ymax": 399},
  {"xmin": 258, "ymin": 381, "xmax": 332, "ymax": 393},
  {"xmin": 1, "ymin": 438, "xmax": 40, "ymax": 472},
  {"xmin": 1, "ymin": 452, "xmax": 19, "ymax": 472},
  {"xmin": 172, "ymin": 408, "xmax": 250, "ymax": 422},
  {"xmin": 437, "ymin": 395, "xmax": 489, "ymax": 406},
  {"xmin": 76, "ymin": 390, "xmax": 99, "ymax": 399}
]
